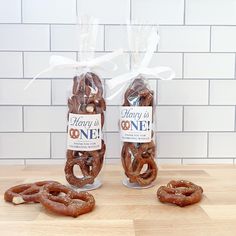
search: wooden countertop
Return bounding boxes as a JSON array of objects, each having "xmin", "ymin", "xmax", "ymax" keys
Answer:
[{"xmin": 1, "ymin": 164, "xmax": 236, "ymax": 236}]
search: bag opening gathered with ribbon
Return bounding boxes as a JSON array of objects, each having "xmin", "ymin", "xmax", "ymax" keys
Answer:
[
  {"xmin": 106, "ymin": 24, "xmax": 175, "ymax": 188},
  {"xmin": 24, "ymin": 16, "xmax": 122, "ymax": 190}
]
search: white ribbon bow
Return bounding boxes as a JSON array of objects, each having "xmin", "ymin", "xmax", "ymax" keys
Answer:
[
  {"xmin": 106, "ymin": 30, "xmax": 175, "ymax": 99},
  {"xmin": 24, "ymin": 49, "xmax": 123, "ymax": 90}
]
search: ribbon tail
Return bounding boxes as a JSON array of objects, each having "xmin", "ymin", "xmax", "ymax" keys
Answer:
[
  {"xmin": 24, "ymin": 66, "xmax": 53, "ymax": 90},
  {"xmin": 88, "ymin": 49, "xmax": 123, "ymax": 68},
  {"xmin": 140, "ymin": 31, "xmax": 159, "ymax": 68},
  {"xmin": 152, "ymin": 67, "xmax": 175, "ymax": 80},
  {"xmin": 106, "ymin": 71, "xmax": 138, "ymax": 90}
]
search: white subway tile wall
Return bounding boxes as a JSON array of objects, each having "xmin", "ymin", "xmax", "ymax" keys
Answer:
[
  {"xmin": 156, "ymin": 106, "xmax": 183, "ymax": 132},
  {"xmin": 0, "ymin": 106, "xmax": 22, "ymax": 132},
  {"xmin": 158, "ymin": 26, "xmax": 210, "ymax": 52},
  {"xmin": 185, "ymin": 0, "xmax": 236, "ymax": 25},
  {"xmin": 0, "ymin": 52, "xmax": 23, "ymax": 78},
  {"xmin": 22, "ymin": 0, "xmax": 76, "ymax": 24},
  {"xmin": 24, "ymin": 106, "xmax": 67, "ymax": 132},
  {"xmin": 184, "ymin": 53, "xmax": 235, "ymax": 79},
  {"xmin": 211, "ymin": 27, "xmax": 236, "ymax": 52},
  {"xmin": 131, "ymin": 0, "xmax": 184, "ymax": 24},
  {"xmin": 0, "ymin": 0, "xmax": 21, "ymax": 23},
  {"xmin": 0, "ymin": 0, "xmax": 236, "ymax": 164},
  {"xmin": 184, "ymin": 106, "xmax": 235, "ymax": 131},
  {"xmin": 24, "ymin": 52, "xmax": 77, "ymax": 78},
  {"xmin": 0, "ymin": 25, "xmax": 50, "ymax": 51},
  {"xmin": 0, "ymin": 133, "xmax": 50, "ymax": 158},
  {"xmin": 157, "ymin": 80, "xmax": 209, "ymax": 105},
  {"xmin": 77, "ymin": 0, "xmax": 130, "ymax": 24},
  {"xmin": 51, "ymin": 25, "xmax": 104, "ymax": 51}
]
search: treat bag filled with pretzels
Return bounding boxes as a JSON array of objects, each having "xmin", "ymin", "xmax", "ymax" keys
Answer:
[
  {"xmin": 107, "ymin": 25, "xmax": 174, "ymax": 189},
  {"xmin": 23, "ymin": 17, "xmax": 121, "ymax": 191},
  {"xmin": 65, "ymin": 17, "xmax": 121, "ymax": 190}
]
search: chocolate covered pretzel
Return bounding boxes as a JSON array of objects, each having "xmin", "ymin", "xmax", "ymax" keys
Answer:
[
  {"xmin": 157, "ymin": 180, "xmax": 203, "ymax": 207},
  {"xmin": 65, "ymin": 140, "xmax": 106, "ymax": 188},
  {"xmin": 4, "ymin": 181, "xmax": 60, "ymax": 205},
  {"xmin": 4, "ymin": 181, "xmax": 95, "ymax": 217},
  {"xmin": 121, "ymin": 77, "xmax": 158, "ymax": 186},
  {"xmin": 65, "ymin": 72, "xmax": 106, "ymax": 188},
  {"xmin": 39, "ymin": 183, "xmax": 95, "ymax": 217}
]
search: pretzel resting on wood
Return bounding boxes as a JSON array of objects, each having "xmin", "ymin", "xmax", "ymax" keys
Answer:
[
  {"xmin": 4, "ymin": 181, "xmax": 95, "ymax": 217},
  {"xmin": 157, "ymin": 180, "xmax": 203, "ymax": 207},
  {"xmin": 4, "ymin": 181, "xmax": 60, "ymax": 205},
  {"xmin": 39, "ymin": 182, "xmax": 95, "ymax": 217}
]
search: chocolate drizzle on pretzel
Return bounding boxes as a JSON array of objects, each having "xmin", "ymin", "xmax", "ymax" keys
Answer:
[
  {"xmin": 157, "ymin": 180, "xmax": 203, "ymax": 207},
  {"xmin": 65, "ymin": 72, "xmax": 106, "ymax": 188},
  {"xmin": 121, "ymin": 77, "xmax": 158, "ymax": 186}
]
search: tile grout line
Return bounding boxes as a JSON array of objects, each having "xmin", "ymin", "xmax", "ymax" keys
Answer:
[
  {"xmin": 234, "ymin": 53, "xmax": 236, "ymax": 132},
  {"xmin": 20, "ymin": 0, "xmax": 23, "ymax": 23},
  {"xmin": 1, "ymin": 77, "xmax": 236, "ymax": 81},
  {"xmin": 129, "ymin": 51, "xmax": 131, "ymax": 71},
  {"xmin": 182, "ymin": 106, "xmax": 184, "ymax": 131},
  {"xmin": 103, "ymin": 25, "xmax": 106, "ymax": 51},
  {"xmin": 2, "ymin": 104, "xmax": 236, "ymax": 107},
  {"xmin": 76, "ymin": 51, "xmax": 78, "ymax": 61},
  {"xmin": 129, "ymin": 0, "xmax": 132, "ymax": 23},
  {"xmin": 209, "ymin": 26, "xmax": 212, "ymax": 52},
  {"xmin": 183, "ymin": 0, "xmax": 186, "ymax": 25},
  {"xmin": 3, "ymin": 22, "xmax": 236, "ymax": 27},
  {"xmin": 49, "ymin": 24, "xmax": 52, "ymax": 51},
  {"xmin": 50, "ymin": 132, "xmax": 52, "ymax": 159},
  {"xmin": 103, "ymin": 77, "xmax": 107, "ymax": 133},
  {"xmin": 1, "ymin": 50, "xmax": 236, "ymax": 54},
  {"xmin": 234, "ymin": 105, "xmax": 236, "ymax": 131},
  {"xmin": 75, "ymin": 0, "xmax": 78, "ymax": 17},
  {"xmin": 22, "ymin": 106, "xmax": 24, "ymax": 132},
  {"xmin": 156, "ymin": 80, "xmax": 158, "ymax": 105},
  {"xmin": 2, "ymin": 130, "xmax": 236, "ymax": 134},
  {"xmin": 207, "ymin": 132, "xmax": 209, "ymax": 158},
  {"xmin": 50, "ymin": 79, "xmax": 53, "ymax": 105},
  {"xmin": 234, "ymin": 53, "xmax": 236, "ymax": 79},
  {"xmin": 208, "ymin": 80, "xmax": 210, "ymax": 105},
  {"xmin": 22, "ymin": 52, "xmax": 25, "ymax": 78}
]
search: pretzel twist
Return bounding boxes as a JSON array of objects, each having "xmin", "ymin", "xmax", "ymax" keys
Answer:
[
  {"xmin": 39, "ymin": 183, "xmax": 95, "ymax": 217},
  {"xmin": 4, "ymin": 181, "xmax": 60, "ymax": 204},
  {"xmin": 65, "ymin": 72, "xmax": 106, "ymax": 188},
  {"xmin": 121, "ymin": 77, "xmax": 158, "ymax": 186},
  {"xmin": 157, "ymin": 180, "xmax": 203, "ymax": 207},
  {"xmin": 65, "ymin": 141, "xmax": 106, "ymax": 188}
]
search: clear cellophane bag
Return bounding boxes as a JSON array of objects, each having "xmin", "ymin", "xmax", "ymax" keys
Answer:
[
  {"xmin": 65, "ymin": 17, "xmax": 106, "ymax": 190},
  {"xmin": 120, "ymin": 25, "xmax": 158, "ymax": 188}
]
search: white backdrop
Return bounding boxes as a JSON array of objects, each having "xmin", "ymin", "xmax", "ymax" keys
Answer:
[{"xmin": 1, "ymin": 0, "xmax": 236, "ymax": 165}]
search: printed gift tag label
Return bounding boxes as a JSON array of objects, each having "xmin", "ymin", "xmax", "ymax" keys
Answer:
[
  {"xmin": 67, "ymin": 113, "xmax": 101, "ymax": 151},
  {"xmin": 120, "ymin": 106, "xmax": 152, "ymax": 143}
]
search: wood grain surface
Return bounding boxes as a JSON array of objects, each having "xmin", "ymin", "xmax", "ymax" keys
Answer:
[{"xmin": 1, "ymin": 164, "xmax": 236, "ymax": 236}]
